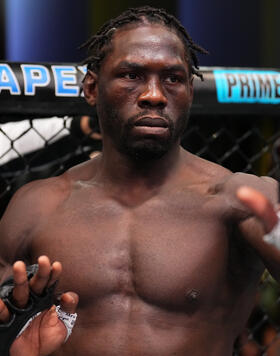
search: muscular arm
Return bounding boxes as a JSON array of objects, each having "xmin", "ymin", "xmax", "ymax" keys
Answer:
[
  {"xmin": 237, "ymin": 184, "xmax": 280, "ymax": 282},
  {"xmin": 0, "ymin": 176, "xmax": 78, "ymax": 356},
  {"xmin": 215, "ymin": 172, "xmax": 280, "ymax": 281},
  {"xmin": 0, "ymin": 182, "xmax": 36, "ymax": 281},
  {"xmin": 0, "ymin": 175, "xmax": 70, "ymax": 272}
]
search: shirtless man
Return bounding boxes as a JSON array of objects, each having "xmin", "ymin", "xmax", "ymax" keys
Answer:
[{"xmin": 0, "ymin": 6, "xmax": 280, "ymax": 356}]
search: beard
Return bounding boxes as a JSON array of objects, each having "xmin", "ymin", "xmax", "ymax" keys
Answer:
[{"xmin": 97, "ymin": 105, "xmax": 190, "ymax": 161}]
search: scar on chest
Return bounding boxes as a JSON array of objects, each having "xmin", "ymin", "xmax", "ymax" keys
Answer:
[{"xmin": 185, "ymin": 289, "xmax": 200, "ymax": 302}]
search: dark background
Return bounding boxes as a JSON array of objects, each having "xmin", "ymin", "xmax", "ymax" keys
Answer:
[{"xmin": 1, "ymin": 0, "xmax": 280, "ymax": 68}]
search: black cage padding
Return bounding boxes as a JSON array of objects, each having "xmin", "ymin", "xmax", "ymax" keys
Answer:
[{"xmin": 1, "ymin": 62, "xmax": 280, "ymax": 121}]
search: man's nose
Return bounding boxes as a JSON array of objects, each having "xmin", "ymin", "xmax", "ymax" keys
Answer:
[{"xmin": 138, "ymin": 78, "xmax": 167, "ymax": 109}]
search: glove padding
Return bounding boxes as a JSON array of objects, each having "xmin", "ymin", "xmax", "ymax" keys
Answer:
[{"xmin": 0, "ymin": 264, "xmax": 55, "ymax": 356}]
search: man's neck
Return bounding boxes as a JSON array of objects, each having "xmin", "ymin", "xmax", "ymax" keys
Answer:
[{"xmin": 95, "ymin": 142, "xmax": 184, "ymax": 206}]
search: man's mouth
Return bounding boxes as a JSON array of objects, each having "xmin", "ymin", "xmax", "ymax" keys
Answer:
[
  {"xmin": 132, "ymin": 116, "xmax": 169, "ymax": 137},
  {"xmin": 134, "ymin": 117, "xmax": 168, "ymax": 128}
]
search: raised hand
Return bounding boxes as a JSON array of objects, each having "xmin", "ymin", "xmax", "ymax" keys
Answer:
[
  {"xmin": 0, "ymin": 256, "xmax": 78, "ymax": 356},
  {"xmin": 237, "ymin": 186, "xmax": 278, "ymax": 233}
]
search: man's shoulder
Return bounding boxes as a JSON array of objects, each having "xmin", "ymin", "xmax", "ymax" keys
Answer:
[
  {"xmin": 215, "ymin": 172, "xmax": 278, "ymax": 203},
  {"xmin": 67, "ymin": 156, "xmax": 99, "ymax": 181},
  {"xmin": 8, "ymin": 174, "xmax": 71, "ymax": 212},
  {"xmin": 0, "ymin": 174, "xmax": 71, "ymax": 252},
  {"xmin": 183, "ymin": 152, "xmax": 278, "ymax": 209},
  {"xmin": 1, "ymin": 157, "xmax": 99, "ymax": 225},
  {"xmin": 183, "ymin": 152, "xmax": 232, "ymax": 183},
  {"xmin": 187, "ymin": 150, "xmax": 278, "ymax": 198}
]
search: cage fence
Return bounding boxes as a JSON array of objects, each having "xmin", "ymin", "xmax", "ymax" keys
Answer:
[{"xmin": 1, "ymin": 63, "xmax": 280, "ymax": 355}]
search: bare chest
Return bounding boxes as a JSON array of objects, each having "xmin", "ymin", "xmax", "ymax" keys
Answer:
[{"xmin": 30, "ymin": 188, "xmax": 232, "ymax": 310}]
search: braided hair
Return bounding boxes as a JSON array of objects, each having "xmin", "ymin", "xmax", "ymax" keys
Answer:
[{"xmin": 81, "ymin": 6, "xmax": 208, "ymax": 80}]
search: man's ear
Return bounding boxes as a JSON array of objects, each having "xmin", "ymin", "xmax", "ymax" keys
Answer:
[{"xmin": 83, "ymin": 70, "xmax": 98, "ymax": 106}]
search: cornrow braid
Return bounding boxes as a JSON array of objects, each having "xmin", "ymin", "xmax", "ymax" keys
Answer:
[{"xmin": 80, "ymin": 6, "xmax": 209, "ymax": 81}]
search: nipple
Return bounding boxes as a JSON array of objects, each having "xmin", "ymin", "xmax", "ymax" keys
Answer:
[{"xmin": 185, "ymin": 289, "xmax": 200, "ymax": 302}]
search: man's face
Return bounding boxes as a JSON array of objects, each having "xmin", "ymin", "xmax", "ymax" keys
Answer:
[{"xmin": 93, "ymin": 23, "xmax": 194, "ymax": 160}]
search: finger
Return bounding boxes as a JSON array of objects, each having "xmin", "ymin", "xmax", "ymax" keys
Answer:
[
  {"xmin": 44, "ymin": 305, "xmax": 60, "ymax": 328},
  {"xmin": 59, "ymin": 292, "xmax": 79, "ymax": 314},
  {"xmin": 237, "ymin": 186, "xmax": 278, "ymax": 232},
  {"xmin": 0, "ymin": 299, "xmax": 10, "ymax": 323},
  {"xmin": 12, "ymin": 261, "xmax": 29, "ymax": 308},
  {"xmin": 47, "ymin": 261, "xmax": 62, "ymax": 287},
  {"xmin": 29, "ymin": 256, "xmax": 52, "ymax": 295}
]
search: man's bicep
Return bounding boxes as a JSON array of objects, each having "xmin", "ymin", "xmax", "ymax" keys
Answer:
[
  {"xmin": 0, "ymin": 184, "xmax": 36, "ymax": 269},
  {"xmin": 0, "ymin": 211, "xmax": 24, "ymax": 278}
]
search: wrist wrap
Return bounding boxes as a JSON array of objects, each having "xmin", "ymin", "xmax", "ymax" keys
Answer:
[{"xmin": 0, "ymin": 264, "xmax": 55, "ymax": 356}]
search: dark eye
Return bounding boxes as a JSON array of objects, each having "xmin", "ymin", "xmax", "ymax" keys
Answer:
[
  {"xmin": 124, "ymin": 73, "xmax": 138, "ymax": 80},
  {"xmin": 165, "ymin": 75, "xmax": 179, "ymax": 83}
]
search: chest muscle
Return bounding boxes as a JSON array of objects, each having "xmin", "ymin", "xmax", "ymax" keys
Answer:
[{"xmin": 31, "ymin": 190, "xmax": 230, "ymax": 310}]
